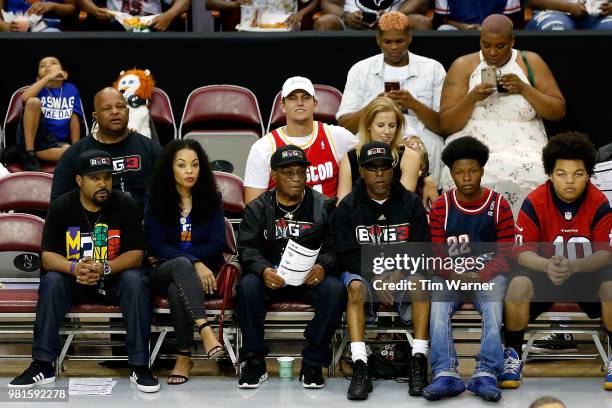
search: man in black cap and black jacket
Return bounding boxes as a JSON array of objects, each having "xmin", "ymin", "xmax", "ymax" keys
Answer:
[
  {"xmin": 236, "ymin": 144, "xmax": 345, "ymax": 390},
  {"xmin": 335, "ymin": 141, "xmax": 431, "ymax": 400}
]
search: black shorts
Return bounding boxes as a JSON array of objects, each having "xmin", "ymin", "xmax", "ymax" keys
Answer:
[
  {"xmin": 529, "ymin": 301, "xmax": 603, "ymax": 320},
  {"xmin": 511, "ymin": 266, "xmax": 612, "ymax": 319},
  {"xmin": 15, "ymin": 109, "xmax": 65, "ymax": 152}
]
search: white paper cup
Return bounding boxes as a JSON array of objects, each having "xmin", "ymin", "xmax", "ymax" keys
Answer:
[{"xmin": 277, "ymin": 356, "xmax": 294, "ymax": 379}]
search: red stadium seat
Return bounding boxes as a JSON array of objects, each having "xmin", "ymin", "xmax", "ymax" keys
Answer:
[
  {"xmin": 267, "ymin": 84, "xmax": 343, "ymax": 133},
  {"xmin": 0, "ymin": 213, "xmax": 44, "ymax": 254},
  {"xmin": 149, "ymin": 87, "xmax": 177, "ymax": 144},
  {"xmin": 214, "ymin": 171, "xmax": 245, "ymax": 216},
  {"xmin": 224, "ymin": 217, "xmax": 238, "ymax": 255},
  {"xmin": 269, "ymin": 302, "xmax": 315, "ymax": 313},
  {"xmin": 2, "ymin": 86, "xmax": 28, "ymax": 149},
  {"xmin": 0, "ymin": 213, "xmax": 44, "ymax": 283},
  {"xmin": 179, "ymin": 85, "xmax": 264, "ymax": 137},
  {"xmin": 0, "ymin": 171, "xmax": 53, "ymax": 212}
]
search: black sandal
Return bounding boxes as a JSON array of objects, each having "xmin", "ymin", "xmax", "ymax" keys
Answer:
[
  {"xmin": 198, "ymin": 322, "xmax": 227, "ymax": 359},
  {"xmin": 167, "ymin": 350, "xmax": 193, "ymax": 385}
]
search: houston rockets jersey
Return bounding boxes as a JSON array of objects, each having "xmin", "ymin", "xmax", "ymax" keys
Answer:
[{"xmin": 268, "ymin": 121, "xmax": 340, "ymax": 197}]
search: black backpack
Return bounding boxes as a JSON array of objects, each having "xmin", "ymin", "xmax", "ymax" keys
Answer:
[{"xmin": 367, "ymin": 338, "xmax": 412, "ymax": 380}]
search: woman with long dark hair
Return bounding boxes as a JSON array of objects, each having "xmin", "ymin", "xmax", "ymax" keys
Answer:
[{"xmin": 145, "ymin": 139, "xmax": 226, "ymax": 384}]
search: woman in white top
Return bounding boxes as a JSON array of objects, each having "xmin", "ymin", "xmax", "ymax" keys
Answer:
[
  {"xmin": 336, "ymin": 96, "xmax": 439, "ymax": 206},
  {"xmin": 439, "ymin": 14, "xmax": 565, "ymax": 213}
]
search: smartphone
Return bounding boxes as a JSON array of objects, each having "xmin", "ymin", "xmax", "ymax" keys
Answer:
[
  {"xmin": 362, "ymin": 11, "xmax": 377, "ymax": 25},
  {"xmin": 481, "ymin": 67, "xmax": 496, "ymax": 87},
  {"xmin": 384, "ymin": 81, "xmax": 400, "ymax": 92},
  {"xmin": 481, "ymin": 67, "xmax": 507, "ymax": 93}
]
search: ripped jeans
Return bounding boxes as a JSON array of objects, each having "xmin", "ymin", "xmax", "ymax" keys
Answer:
[{"xmin": 150, "ymin": 257, "xmax": 209, "ymax": 350}]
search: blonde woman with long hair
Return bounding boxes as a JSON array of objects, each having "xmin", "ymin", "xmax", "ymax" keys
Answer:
[{"xmin": 337, "ymin": 96, "xmax": 438, "ymax": 206}]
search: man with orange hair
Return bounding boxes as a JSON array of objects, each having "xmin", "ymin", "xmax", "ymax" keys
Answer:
[{"xmin": 336, "ymin": 11, "xmax": 446, "ymax": 185}]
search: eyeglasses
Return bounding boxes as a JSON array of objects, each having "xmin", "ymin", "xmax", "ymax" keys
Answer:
[
  {"xmin": 276, "ymin": 168, "xmax": 307, "ymax": 179},
  {"xmin": 363, "ymin": 163, "xmax": 393, "ymax": 172}
]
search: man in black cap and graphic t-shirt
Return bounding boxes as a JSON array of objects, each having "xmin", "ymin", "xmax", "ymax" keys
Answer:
[
  {"xmin": 236, "ymin": 144, "xmax": 345, "ymax": 389},
  {"xmin": 9, "ymin": 150, "xmax": 159, "ymax": 393}
]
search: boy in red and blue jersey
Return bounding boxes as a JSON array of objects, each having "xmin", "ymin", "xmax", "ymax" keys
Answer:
[{"xmin": 424, "ymin": 136, "xmax": 513, "ymax": 402}]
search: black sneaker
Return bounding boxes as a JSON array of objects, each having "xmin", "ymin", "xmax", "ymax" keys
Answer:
[
  {"xmin": 238, "ymin": 359, "xmax": 268, "ymax": 389},
  {"xmin": 409, "ymin": 353, "xmax": 429, "ymax": 396},
  {"xmin": 23, "ymin": 150, "xmax": 41, "ymax": 172},
  {"xmin": 347, "ymin": 360, "xmax": 372, "ymax": 400},
  {"xmin": 8, "ymin": 360, "xmax": 55, "ymax": 389},
  {"xmin": 299, "ymin": 362, "xmax": 325, "ymax": 389},
  {"xmin": 530, "ymin": 333, "xmax": 579, "ymax": 354},
  {"xmin": 130, "ymin": 365, "xmax": 160, "ymax": 393}
]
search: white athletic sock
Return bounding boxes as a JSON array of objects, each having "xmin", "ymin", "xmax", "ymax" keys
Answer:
[
  {"xmin": 351, "ymin": 341, "xmax": 368, "ymax": 363},
  {"xmin": 412, "ymin": 339, "xmax": 429, "ymax": 357}
]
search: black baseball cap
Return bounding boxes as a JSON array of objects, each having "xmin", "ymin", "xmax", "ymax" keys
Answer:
[
  {"xmin": 359, "ymin": 141, "xmax": 394, "ymax": 166},
  {"xmin": 76, "ymin": 150, "xmax": 114, "ymax": 175},
  {"xmin": 270, "ymin": 145, "xmax": 311, "ymax": 170}
]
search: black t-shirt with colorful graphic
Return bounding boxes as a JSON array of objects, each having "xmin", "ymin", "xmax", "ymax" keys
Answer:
[
  {"xmin": 270, "ymin": 191, "xmax": 315, "ymax": 266},
  {"xmin": 42, "ymin": 189, "xmax": 145, "ymax": 268}
]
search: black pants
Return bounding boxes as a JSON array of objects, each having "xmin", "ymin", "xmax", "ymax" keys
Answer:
[
  {"xmin": 32, "ymin": 269, "xmax": 151, "ymax": 366},
  {"xmin": 236, "ymin": 273, "xmax": 345, "ymax": 367},
  {"xmin": 150, "ymin": 257, "xmax": 208, "ymax": 350}
]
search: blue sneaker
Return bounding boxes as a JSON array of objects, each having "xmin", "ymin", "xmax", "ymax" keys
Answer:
[
  {"xmin": 604, "ymin": 361, "xmax": 612, "ymax": 391},
  {"xmin": 498, "ymin": 347, "xmax": 522, "ymax": 389},
  {"xmin": 422, "ymin": 376, "xmax": 465, "ymax": 401},
  {"xmin": 468, "ymin": 376, "xmax": 502, "ymax": 402}
]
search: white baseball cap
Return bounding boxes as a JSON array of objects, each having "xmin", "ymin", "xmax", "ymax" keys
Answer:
[{"xmin": 281, "ymin": 76, "xmax": 316, "ymax": 98}]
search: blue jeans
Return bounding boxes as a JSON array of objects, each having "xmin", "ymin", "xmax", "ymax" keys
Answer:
[
  {"xmin": 429, "ymin": 274, "xmax": 508, "ymax": 380},
  {"xmin": 526, "ymin": 10, "xmax": 612, "ymax": 30}
]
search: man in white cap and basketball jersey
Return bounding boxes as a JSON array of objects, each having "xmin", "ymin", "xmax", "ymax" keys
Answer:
[{"xmin": 244, "ymin": 76, "xmax": 357, "ymax": 203}]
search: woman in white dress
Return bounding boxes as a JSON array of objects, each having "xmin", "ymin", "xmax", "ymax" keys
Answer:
[{"xmin": 439, "ymin": 14, "xmax": 566, "ymax": 213}]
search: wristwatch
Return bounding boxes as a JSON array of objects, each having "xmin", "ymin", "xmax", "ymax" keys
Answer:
[{"xmin": 103, "ymin": 262, "xmax": 112, "ymax": 276}]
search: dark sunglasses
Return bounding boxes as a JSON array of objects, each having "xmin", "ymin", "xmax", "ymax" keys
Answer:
[{"xmin": 363, "ymin": 163, "xmax": 393, "ymax": 172}]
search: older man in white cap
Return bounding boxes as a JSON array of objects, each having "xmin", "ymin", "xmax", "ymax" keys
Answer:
[{"xmin": 244, "ymin": 76, "xmax": 357, "ymax": 203}]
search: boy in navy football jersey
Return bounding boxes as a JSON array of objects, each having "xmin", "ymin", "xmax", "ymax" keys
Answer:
[
  {"xmin": 500, "ymin": 132, "xmax": 612, "ymax": 390},
  {"xmin": 423, "ymin": 136, "xmax": 514, "ymax": 402},
  {"xmin": 17, "ymin": 56, "xmax": 83, "ymax": 171}
]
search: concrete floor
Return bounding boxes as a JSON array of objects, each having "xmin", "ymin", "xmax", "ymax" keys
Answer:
[{"xmin": 0, "ymin": 377, "xmax": 609, "ymax": 407}]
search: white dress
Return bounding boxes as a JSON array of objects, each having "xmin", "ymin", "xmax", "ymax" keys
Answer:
[{"xmin": 440, "ymin": 49, "xmax": 548, "ymax": 216}]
